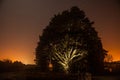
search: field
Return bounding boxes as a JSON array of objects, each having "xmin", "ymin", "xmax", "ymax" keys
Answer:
[{"xmin": 0, "ymin": 71, "xmax": 120, "ymax": 80}]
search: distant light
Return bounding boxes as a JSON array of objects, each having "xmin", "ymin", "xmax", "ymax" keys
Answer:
[
  {"xmin": 48, "ymin": 62, "xmax": 53, "ymax": 71},
  {"xmin": 109, "ymin": 68, "xmax": 112, "ymax": 72}
]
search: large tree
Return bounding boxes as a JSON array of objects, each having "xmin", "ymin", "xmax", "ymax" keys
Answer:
[
  {"xmin": 50, "ymin": 35, "xmax": 87, "ymax": 73},
  {"xmin": 35, "ymin": 6, "xmax": 107, "ymax": 74}
]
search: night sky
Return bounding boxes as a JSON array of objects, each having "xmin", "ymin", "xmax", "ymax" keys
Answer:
[{"xmin": 0, "ymin": 0, "xmax": 120, "ymax": 64}]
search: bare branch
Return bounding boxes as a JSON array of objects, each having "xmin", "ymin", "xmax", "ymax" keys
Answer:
[{"xmin": 50, "ymin": 35, "xmax": 87, "ymax": 73}]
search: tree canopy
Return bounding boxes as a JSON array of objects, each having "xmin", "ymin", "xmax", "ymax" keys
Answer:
[{"xmin": 35, "ymin": 6, "xmax": 107, "ymax": 74}]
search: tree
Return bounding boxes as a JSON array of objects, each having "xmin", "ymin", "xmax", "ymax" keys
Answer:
[
  {"xmin": 50, "ymin": 35, "xmax": 87, "ymax": 73},
  {"xmin": 35, "ymin": 6, "xmax": 107, "ymax": 74},
  {"xmin": 0, "ymin": 59, "xmax": 24, "ymax": 72},
  {"xmin": 104, "ymin": 54, "xmax": 113, "ymax": 62}
]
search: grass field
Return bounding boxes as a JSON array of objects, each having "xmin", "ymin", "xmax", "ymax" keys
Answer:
[{"xmin": 0, "ymin": 72, "xmax": 120, "ymax": 80}]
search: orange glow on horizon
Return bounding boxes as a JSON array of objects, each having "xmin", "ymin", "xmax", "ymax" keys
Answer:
[
  {"xmin": 0, "ymin": 55, "xmax": 32, "ymax": 64},
  {"xmin": 108, "ymin": 50, "xmax": 120, "ymax": 62},
  {"xmin": 0, "ymin": 47, "xmax": 120, "ymax": 64},
  {"xmin": 0, "ymin": 49, "xmax": 35, "ymax": 64},
  {"xmin": 103, "ymin": 43, "xmax": 120, "ymax": 62}
]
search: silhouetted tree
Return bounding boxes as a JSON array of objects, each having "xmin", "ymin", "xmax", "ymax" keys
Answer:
[
  {"xmin": 104, "ymin": 54, "xmax": 113, "ymax": 62},
  {"xmin": 12, "ymin": 61, "xmax": 25, "ymax": 71},
  {"xmin": 35, "ymin": 6, "xmax": 107, "ymax": 74},
  {"xmin": 0, "ymin": 59, "xmax": 25, "ymax": 72}
]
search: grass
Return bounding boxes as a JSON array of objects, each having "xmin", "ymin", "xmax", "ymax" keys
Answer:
[{"xmin": 0, "ymin": 71, "xmax": 120, "ymax": 80}]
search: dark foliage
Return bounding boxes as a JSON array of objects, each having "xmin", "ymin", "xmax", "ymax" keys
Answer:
[
  {"xmin": 0, "ymin": 59, "xmax": 25, "ymax": 72},
  {"xmin": 35, "ymin": 6, "xmax": 107, "ymax": 74}
]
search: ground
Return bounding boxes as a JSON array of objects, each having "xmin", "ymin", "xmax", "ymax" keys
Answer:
[{"xmin": 0, "ymin": 71, "xmax": 120, "ymax": 80}]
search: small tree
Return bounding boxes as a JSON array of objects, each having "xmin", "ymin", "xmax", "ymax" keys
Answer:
[
  {"xmin": 50, "ymin": 35, "xmax": 87, "ymax": 73},
  {"xmin": 104, "ymin": 54, "xmax": 113, "ymax": 62}
]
